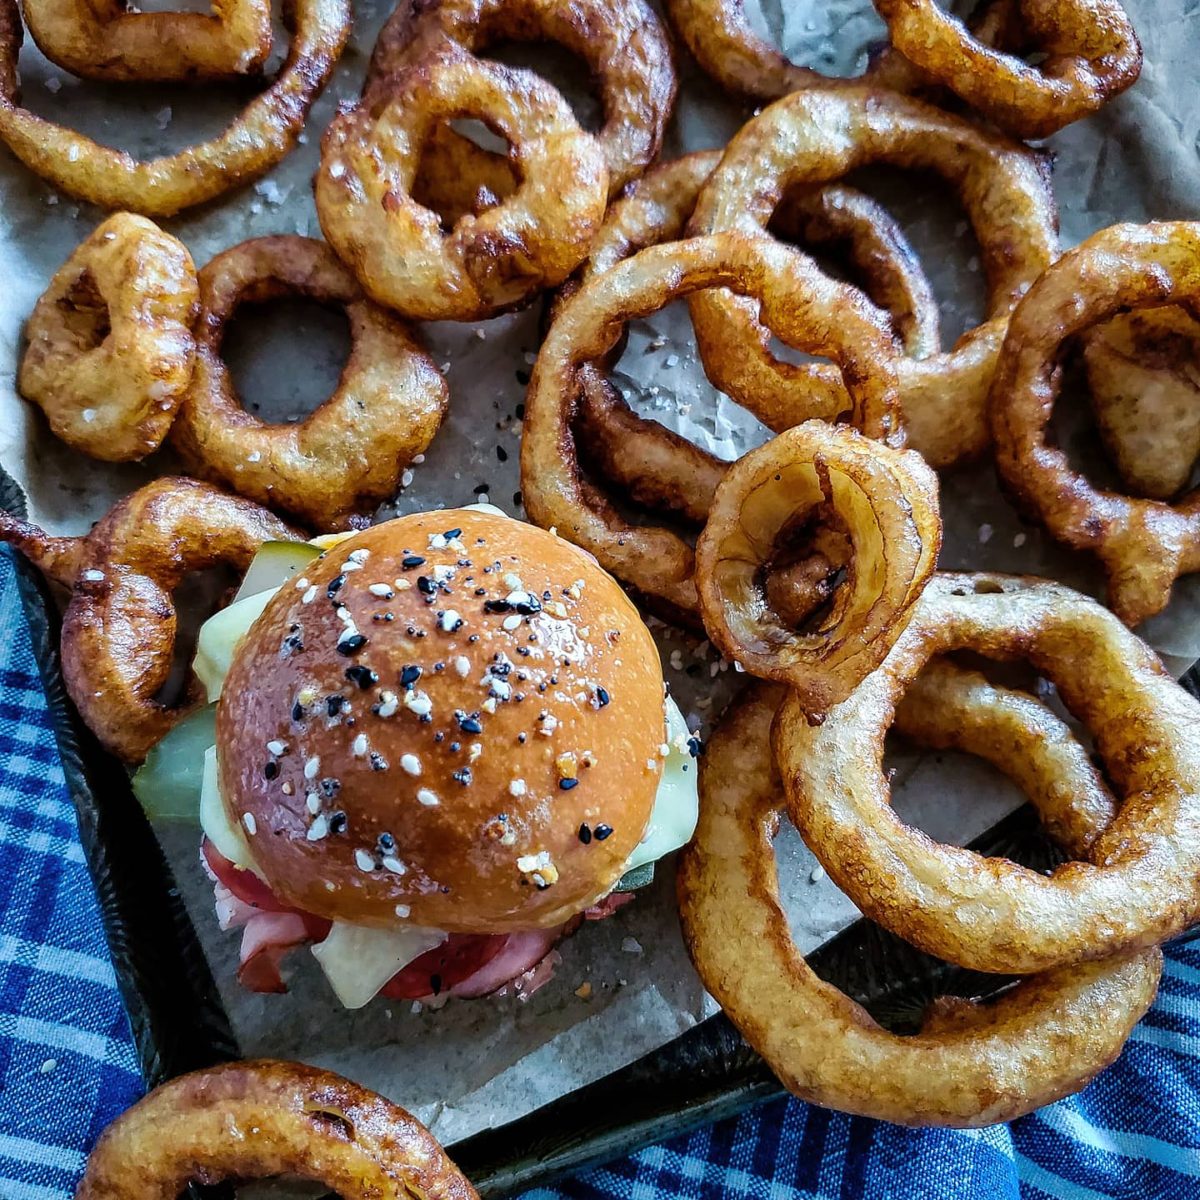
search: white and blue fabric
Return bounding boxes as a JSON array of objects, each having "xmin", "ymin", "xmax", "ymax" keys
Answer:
[{"xmin": 1, "ymin": 542, "xmax": 1198, "ymax": 1200}]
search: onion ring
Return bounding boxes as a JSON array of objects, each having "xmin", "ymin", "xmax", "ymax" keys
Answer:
[
  {"xmin": 23, "ymin": 0, "xmax": 272, "ymax": 82},
  {"xmin": 521, "ymin": 232, "xmax": 904, "ymax": 623},
  {"xmin": 775, "ymin": 571, "xmax": 1200, "ymax": 974},
  {"xmin": 18, "ymin": 213, "xmax": 198, "ymax": 463},
  {"xmin": 366, "ymin": 0, "xmax": 675, "ymax": 202},
  {"xmin": 990, "ymin": 222, "xmax": 1200, "ymax": 626},
  {"xmin": 169, "ymin": 236, "xmax": 449, "ymax": 530},
  {"xmin": 695, "ymin": 421, "xmax": 940, "ymax": 715},
  {"xmin": 1082, "ymin": 306, "xmax": 1200, "ymax": 501},
  {"xmin": 873, "ymin": 0, "xmax": 1142, "ymax": 140},
  {"xmin": 660, "ymin": 0, "xmax": 1012, "ymax": 104},
  {"xmin": 0, "ymin": 477, "xmax": 298, "ymax": 762},
  {"xmin": 317, "ymin": 43, "xmax": 607, "ymax": 322},
  {"xmin": 0, "ymin": 0, "xmax": 350, "ymax": 216},
  {"xmin": 567, "ymin": 149, "xmax": 939, "ymax": 532},
  {"xmin": 75, "ymin": 1059, "xmax": 479, "ymax": 1199},
  {"xmin": 687, "ymin": 85, "xmax": 1059, "ymax": 469},
  {"xmin": 677, "ymin": 682, "xmax": 1161, "ymax": 1127}
]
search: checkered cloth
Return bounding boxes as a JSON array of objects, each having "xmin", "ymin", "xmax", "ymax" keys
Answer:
[{"xmin": 2, "ymin": 542, "xmax": 1199, "ymax": 1200}]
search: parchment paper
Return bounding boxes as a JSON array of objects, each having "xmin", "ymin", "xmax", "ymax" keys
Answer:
[{"xmin": 0, "ymin": 0, "xmax": 1197, "ymax": 1147}]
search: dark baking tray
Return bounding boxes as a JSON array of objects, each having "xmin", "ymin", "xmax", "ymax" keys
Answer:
[{"xmin": 6, "ymin": 466, "xmax": 1198, "ymax": 1196}]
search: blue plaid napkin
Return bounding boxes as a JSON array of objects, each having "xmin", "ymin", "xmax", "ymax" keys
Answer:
[{"xmin": 2, "ymin": 540, "xmax": 1199, "ymax": 1200}]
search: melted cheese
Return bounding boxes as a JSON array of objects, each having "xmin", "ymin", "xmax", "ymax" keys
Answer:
[
  {"xmin": 199, "ymin": 746, "xmax": 261, "ymax": 876},
  {"xmin": 624, "ymin": 696, "xmax": 700, "ymax": 872},
  {"xmin": 311, "ymin": 923, "xmax": 448, "ymax": 1009}
]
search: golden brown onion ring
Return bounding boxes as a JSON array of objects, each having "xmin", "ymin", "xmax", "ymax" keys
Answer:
[
  {"xmin": 678, "ymin": 682, "xmax": 1161, "ymax": 1128},
  {"xmin": 0, "ymin": 478, "xmax": 298, "ymax": 762},
  {"xmin": 75, "ymin": 1059, "xmax": 479, "ymax": 1200},
  {"xmin": 570, "ymin": 150, "xmax": 938, "ymax": 529},
  {"xmin": 23, "ymin": 0, "xmax": 271, "ymax": 82},
  {"xmin": 521, "ymin": 233, "xmax": 904, "ymax": 623},
  {"xmin": 0, "ymin": 0, "xmax": 349, "ymax": 216},
  {"xmin": 990, "ymin": 222, "xmax": 1200, "ymax": 626},
  {"xmin": 874, "ymin": 0, "xmax": 1141, "ymax": 140},
  {"xmin": 695, "ymin": 421, "xmax": 940, "ymax": 715},
  {"xmin": 19, "ymin": 213, "xmax": 198, "ymax": 462},
  {"xmin": 1082, "ymin": 306, "xmax": 1200, "ymax": 501},
  {"xmin": 170, "ymin": 236, "xmax": 449, "ymax": 531},
  {"xmin": 317, "ymin": 44, "xmax": 607, "ymax": 322},
  {"xmin": 776, "ymin": 572, "xmax": 1200, "ymax": 974},
  {"xmin": 367, "ymin": 0, "xmax": 675, "ymax": 201},
  {"xmin": 688, "ymin": 85, "xmax": 1059, "ymax": 469}
]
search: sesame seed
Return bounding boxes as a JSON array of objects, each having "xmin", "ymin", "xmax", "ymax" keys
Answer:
[
  {"xmin": 377, "ymin": 691, "xmax": 399, "ymax": 718},
  {"xmin": 401, "ymin": 555, "xmax": 425, "ymax": 569},
  {"xmin": 81, "ymin": 569, "xmax": 104, "ymax": 582},
  {"xmin": 263, "ymin": 761, "xmax": 279, "ymax": 780},
  {"xmin": 345, "ymin": 665, "xmax": 378, "ymax": 689},
  {"xmin": 352, "ymin": 734, "xmax": 369, "ymax": 757},
  {"xmin": 440, "ymin": 609, "xmax": 463, "ymax": 632},
  {"xmin": 327, "ymin": 574, "xmax": 346, "ymax": 599},
  {"xmin": 267, "ymin": 740, "xmax": 286, "ymax": 756},
  {"xmin": 454, "ymin": 656, "xmax": 471, "ymax": 677},
  {"xmin": 382, "ymin": 856, "xmax": 407, "ymax": 874},
  {"xmin": 348, "ymin": 548, "xmax": 370, "ymax": 564},
  {"xmin": 306, "ymin": 792, "xmax": 321, "ymax": 814},
  {"xmin": 337, "ymin": 632, "xmax": 367, "ymax": 656},
  {"xmin": 304, "ymin": 756, "xmax": 321, "ymax": 779},
  {"xmin": 400, "ymin": 753, "xmax": 421, "ymax": 776},
  {"xmin": 242, "ymin": 813, "xmax": 257, "ymax": 835},
  {"xmin": 417, "ymin": 789, "xmax": 439, "ymax": 807},
  {"xmin": 502, "ymin": 614, "xmax": 522, "ymax": 631},
  {"xmin": 578, "ymin": 823, "xmax": 592, "ymax": 844},
  {"xmin": 459, "ymin": 714, "xmax": 483, "ymax": 734},
  {"xmin": 404, "ymin": 690, "xmax": 433, "ymax": 717},
  {"xmin": 302, "ymin": 585, "xmax": 318, "ymax": 604},
  {"xmin": 355, "ymin": 849, "xmax": 375, "ymax": 871},
  {"xmin": 307, "ymin": 814, "xmax": 329, "ymax": 841},
  {"xmin": 559, "ymin": 778, "xmax": 579, "ymax": 790},
  {"xmin": 400, "ymin": 665, "xmax": 422, "ymax": 688},
  {"xmin": 395, "ymin": 904, "xmax": 411, "ymax": 918},
  {"xmin": 594, "ymin": 824, "xmax": 613, "ymax": 840},
  {"xmin": 369, "ymin": 583, "xmax": 394, "ymax": 598},
  {"xmin": 294, "ymin": 577, "xmax": 310, "ymax": 591}
]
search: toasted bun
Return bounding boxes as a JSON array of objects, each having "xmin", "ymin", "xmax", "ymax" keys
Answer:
[{"xmin": 217, "ymin": 509, "xmax": 665, "ymax": 932}]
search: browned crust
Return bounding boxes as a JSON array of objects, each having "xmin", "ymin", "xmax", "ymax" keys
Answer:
[
  {"xmin": 19, "ymin": 214, "xmax": 198, "ymax": 462},
  {"xmin": 0, "ymin": 477, "xmax": 298, "ymax": 763},
  {"xmin": 990, "ymin": 222, "xmax": 1200, "ymax": 626},
  {"xmin": 170, "ymin": 236, "xmax": 448, "ymax": 530},
  {"xmin": 677, "ymin": 679, "xmax": 1161, "ymax": 1127},
  {"xmin": 687, "ymin": 85, "xmax": 1059, "ymax": 469},
  {"xmin": 75, "ymin": 1059, "xmax": 479, "ymax": 1199},
  {"xmin": 365, "ymin": 0, "xmax": 676, "ymax": 199},
  {"xmin": 776, "ymin": 572, "xmax": 1200, "ymax": 974},
  {"xmin": 0, "ymin": 0, "xmax": 349, "ymax": 216}
]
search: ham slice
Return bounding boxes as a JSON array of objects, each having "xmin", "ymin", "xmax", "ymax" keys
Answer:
[{"xmin": 202, "ymin": 835, "xmax": 636, "ymax": 1003}]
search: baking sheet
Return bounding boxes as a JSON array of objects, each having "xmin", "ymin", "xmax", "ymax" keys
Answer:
[{"xmin": 0, "ymin": 0, "xmax": 1197, "ymax": 1146}]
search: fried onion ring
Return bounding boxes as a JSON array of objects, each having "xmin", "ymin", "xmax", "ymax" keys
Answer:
[
  {"xmin": 23, "ymin": 0, "xmax": 272, "ymax": 82},
  {"xmin": 366, "ymin": 0, "xmax": 675, "ymax": 201},
  {"xmin": 688, "ymin": 86, "xmax": 1059, "ymax": 469},
  {"xmin": 678, "ymin": 682, "xmax": 1161, "ymax": 1127},
  {"xmin": 0, "ymin": 0, "xmax": 349, "ymax": 216},
  {"xmin": 566, "ymin": 150, "xmax": 938, "ymax": 533},
  {"xmin": 75, "ymin": 1059, "xmax": 479, "ymax": 1199},
  {"xmin": 0, "ymin": 478, "xmax": 298, "ymax": 762},
  {"xmin": 1082, "ymin": 306, "xmax": 1200, "ymax": 501},
  {"xmin": 873, "ymin": 0, "xmax": 1142, "ymax": 140},
  {"xmin": 695, "ymin": 422, "xmax": 940, "ymax": 715},
  {"xmin": 522, "ymin": 233, "xmax": 904, "ymax": 623},
  {"xmin": 990, "ymin": 222, "xmax": 1200, "ymax": 626},
  {"xmin": 317, "ymin": 43, "xmax": 607, "ymax": 322},
  {"xmin": 775, "ymin": 572, "xmax": 1200, "ymax": 974},
  {"xmin": 169, "ymin": 236, "xmax": 449, "ymax": 530},
  {"xmin": 18, "ymin": 213, "xmax": 198, "ymax": 463}
]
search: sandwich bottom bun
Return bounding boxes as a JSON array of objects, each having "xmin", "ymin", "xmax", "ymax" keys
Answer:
[{"xmin": 217, "ymin": 508, "xmax": 667, "ymax": 933}]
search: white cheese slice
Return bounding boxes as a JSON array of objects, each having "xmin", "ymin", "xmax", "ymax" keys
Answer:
[
  {"xmin": 199, "ymin": 745, "xmax": 262, "ymax": 876},
  {"xmin": 311, "ymin": 922, "xmax": 448, "ymax": 1009},
  {"xmin": 624, "ymin": 696, "xmax": 700, "ymax": 872}
]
